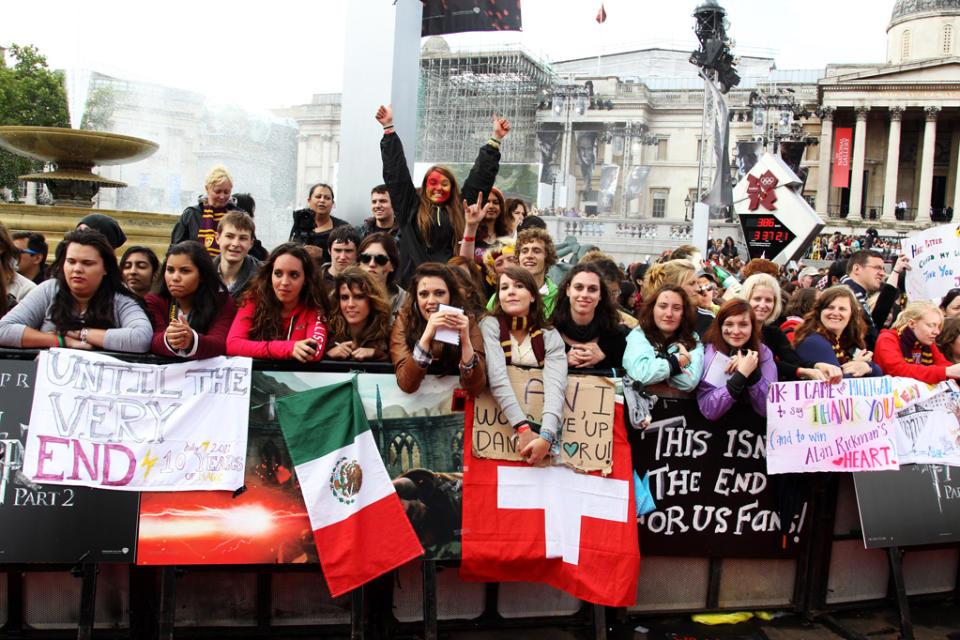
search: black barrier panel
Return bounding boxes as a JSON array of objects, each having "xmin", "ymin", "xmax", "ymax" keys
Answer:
[
  {"xmin": 855, "ymin": 464, "xmax": 960, "ymax": 549},
  {"xmin": 0, "ymin": 358, "xmax": 140, "ymax": 563},
  {"xmin": 630, "ymin": 391, "xmax": 811, "ymax": 558}
]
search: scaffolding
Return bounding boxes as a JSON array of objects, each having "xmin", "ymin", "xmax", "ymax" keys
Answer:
[{"xmin": 418, "ymin": 41, "xmax": 555, "ymax": 164}]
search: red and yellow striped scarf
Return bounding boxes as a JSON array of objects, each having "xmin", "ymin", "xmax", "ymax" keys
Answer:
[
  {"xmin": 498, "ymin": 315, "xmax": 545, "ymax": 366},
  {"xmin": 898, "ymin": 327, "xmax": 935, "ymax": 365}
]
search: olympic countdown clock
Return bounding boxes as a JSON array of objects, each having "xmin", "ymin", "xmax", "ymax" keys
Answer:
[{"xmin": 732, "ymin": 153, "xmax": 824, "ymax": 266}]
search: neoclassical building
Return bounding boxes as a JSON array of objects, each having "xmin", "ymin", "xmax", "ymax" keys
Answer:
[
  {"xmin": 817, "ymin": 0, "xmax": 960, "ymax": 223},
  {"xmin": 273, "ymin": 0, "xmax": 960, "ymax": 238}
]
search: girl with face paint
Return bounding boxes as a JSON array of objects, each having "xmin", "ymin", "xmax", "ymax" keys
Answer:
[{"xmin": 376, "ymin": 103, "xmax": 510, "ymax": 287}]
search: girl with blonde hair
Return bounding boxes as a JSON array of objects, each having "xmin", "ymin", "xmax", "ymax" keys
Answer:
[{"xmin": 874, "ymin": 301, "xmax": 960, "ymax": 383}]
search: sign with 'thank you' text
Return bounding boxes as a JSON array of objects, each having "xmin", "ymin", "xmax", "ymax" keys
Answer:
[{"xmin": 766, "ymin": 377, "xmax": 899, "ymax": 474}]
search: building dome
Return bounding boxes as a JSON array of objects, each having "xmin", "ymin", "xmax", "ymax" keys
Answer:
[
  {"xmin": 887, "ymin": 0, "xmax": 960, "ymax": 63},
  {"xmin": 891, "ymin": 0, "xmax": 960, "ymax": 27}
]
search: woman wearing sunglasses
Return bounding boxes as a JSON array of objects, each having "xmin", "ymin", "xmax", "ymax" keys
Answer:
[{"xmin": 357, "ymin": 232, "xmax": 406, "ymax": 319}]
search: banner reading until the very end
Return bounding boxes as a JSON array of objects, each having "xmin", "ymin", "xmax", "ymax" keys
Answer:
[
  {"xmin": 766, "ymin": 378, "xmax": 899, "ymax": 474},
  {"xmin": 23, "ymin": 350, "xmax": 251, "ymax": 491}
]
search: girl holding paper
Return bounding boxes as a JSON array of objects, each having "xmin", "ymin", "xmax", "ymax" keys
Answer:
[
  {"xmin": 481, "ymin": 266, "xmax": 567, "ymax": 465},
  {"xmin": 793, "ymin": 286, "xmax": 882, "ymax": 378},
  {"xmin": 324, "ymin": 267, "xmax": 391, "ymax": 362},
  {"xmin": 0, "ymin": 229, "xmax": 151, "ymax": 352},
  {"xmin": 622, "ymin": 284, "xmax": 704, "ymax": 392},
  {"xmin": 145, "ymin": 241, "xmax": 236, "ymax": 359},
  {"xmin": 390, "ymin": 263, "xmax": 485, "ymax": 394},
  {"xmin": 226, "ymin": 243, "xmax": 329, "ymax": 362},
  {"xmin": 696, "ymin": 299, "xmax": 776, "ymax": 419},
  {"xmin": 874, "ymin": 301, "xmax": 960, "ymax": 383}
]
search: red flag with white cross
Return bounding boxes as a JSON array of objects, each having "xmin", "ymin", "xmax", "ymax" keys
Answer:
[{"xmin": 459, "ymin": 401, "xmax": 639, "ymax": 607}]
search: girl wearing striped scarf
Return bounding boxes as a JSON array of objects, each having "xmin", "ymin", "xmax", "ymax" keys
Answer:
[
  {"xmin": 875, "ymin": 301, "xmax": 960, "ymax": 384},
  {"xmin": 480, "ymin": 266, "xmax": 568, "ymax": 465}
]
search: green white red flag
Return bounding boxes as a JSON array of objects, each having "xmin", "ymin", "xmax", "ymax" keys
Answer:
[{"xmin": 276, "ymin": 378, "xmax": 422, "ymax": 597}]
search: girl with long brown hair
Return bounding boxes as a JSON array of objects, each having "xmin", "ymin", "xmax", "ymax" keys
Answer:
[
  {"xmin": 324, "ymin": 267, "xmax": 391, "ymax": 362},
  {"xmin": 226, "ymin": 243, "xmax": 328, "ymax": 362},
  {"xmin": 623, "ymin": 284, "xmax": 704, "ymax": 391},
  {"xmin": 389, "ymin": 263, "xmax": 486, "ymax": 394},
  {"xmin": 481, "ymin": 266, "xmax": 567, "ymax": 465},
  {"xmin": 793, "ymin": 286, "xmax": 881, "ymax": 378},
  {"xmin": 697, "ymin": 299, "xmax": 776, "ymax": 418},
  {"xmin": 376, "ymin": 104, "xmax": 509, "ymax": 286}
]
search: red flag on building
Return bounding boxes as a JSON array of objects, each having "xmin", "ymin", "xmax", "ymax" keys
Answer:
[
  {"xmin": 596, "ymin": 4, "xmax": 607, "ymax": 24},
  {"xmin": 460, "ymin": 401, "xmax": 640, "ymax": 607},
  {"xmin": 832, "ymin": 127, "xmax": 853, "ymax": 189}
]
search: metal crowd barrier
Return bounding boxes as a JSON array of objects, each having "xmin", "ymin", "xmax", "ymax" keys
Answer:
[{"xmin": 0, "ymin": 350, "xmax": 956, "ymax": 640}]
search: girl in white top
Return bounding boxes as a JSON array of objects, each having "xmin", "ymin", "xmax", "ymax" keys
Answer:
[{"xmin": 480, "ymin": 265, "xmax": 568, "ymax": 464}]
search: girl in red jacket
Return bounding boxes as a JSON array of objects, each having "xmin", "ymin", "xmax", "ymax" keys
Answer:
[
  {"xmin": 875, "ymin": 301, "xmax": 960, "ymax": 383},
  {"xmin": 226, "ymin": 243, "xmax": 329, "ymax": 361}
]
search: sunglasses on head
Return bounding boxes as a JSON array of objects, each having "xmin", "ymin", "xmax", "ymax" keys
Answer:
[
  {"xmin": 19, "ymin": 248, "xmax": 38, "ymax": 256},
  {"xmin": 359, "ymin": 252, "xmax": 389, "ymax": 266}
]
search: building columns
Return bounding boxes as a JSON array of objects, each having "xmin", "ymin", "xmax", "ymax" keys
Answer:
[
  {"xmin": 881, "ymin": 107, "xmax": 903, "ymax": 221},
  {"xmin": 848, "ymin": 107, "xmax": 870, "ymax": 218},
  {"xmin": 918, "ymin": 106, "xmax": 941, "ymax": 220},
  {"xmin": 816, "ymin": 107, "xmax": 835, "ymax": 216},
  {"xmin": 952, "ymin": 128, "xmax": 960, "ymax": 218}
]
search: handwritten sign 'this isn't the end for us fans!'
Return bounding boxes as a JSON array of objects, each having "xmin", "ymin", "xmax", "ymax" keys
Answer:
[{"xmin": 765, "ymin": 378, "xmax": 899, "ymax": 474}]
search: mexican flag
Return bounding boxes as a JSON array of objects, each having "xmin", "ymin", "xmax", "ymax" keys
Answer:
[{"xmin": 276, "ymin": 377, "xmax": 423, "ymax": 597}]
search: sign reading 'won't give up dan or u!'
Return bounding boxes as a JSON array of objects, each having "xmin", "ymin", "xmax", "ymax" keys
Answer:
[{"xmin": 472, "ymin": 367, "xmax": 616, "ymax": 475}]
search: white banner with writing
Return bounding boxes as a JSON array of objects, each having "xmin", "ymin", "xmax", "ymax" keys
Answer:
[
  {"xmin": 23, "ymin": 349, "xmax": 252, "ymax": 491},
  {"xmin": 765, "ymin": 377, "xmax": 899, "ymax": 474},
  {"xmin": 904, "ymin": 223, "xmax": 960, "ymax": 303}
]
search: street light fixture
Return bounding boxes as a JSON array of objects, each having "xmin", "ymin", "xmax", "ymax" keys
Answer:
[{"xmin": 684, "ymin": 193, "xmax": 692, "ymax": 221}]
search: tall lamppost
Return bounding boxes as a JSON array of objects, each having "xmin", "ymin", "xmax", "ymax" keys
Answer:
[{"xmin": 684, "ymin": 193, "xmax": 692, "ymax": 222}]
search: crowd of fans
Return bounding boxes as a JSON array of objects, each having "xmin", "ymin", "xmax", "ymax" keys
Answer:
[{"xmin": 0, "ymin": 108, "xmax": 955, "ymax": 467}]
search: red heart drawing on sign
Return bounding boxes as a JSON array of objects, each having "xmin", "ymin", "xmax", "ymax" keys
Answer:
[{"xmin": 832, "ymin": 458, "xmax": 846, "ymax": 466}]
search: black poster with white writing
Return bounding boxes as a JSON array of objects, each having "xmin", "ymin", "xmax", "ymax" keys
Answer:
[
  {"xmin": 855, "ymin": 464, "xmax": 960, "ymax": 549},
  {"xmin": 629, "ymin": 395, "xmax": 810, "ymax": 557},
  {"xmin": 0, "ymin": 358, "xmax": 140, "ymax": 563}
]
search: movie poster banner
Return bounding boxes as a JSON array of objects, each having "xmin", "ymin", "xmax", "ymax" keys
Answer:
[
  {"xmin": 0, "ymin": 358, "xmax": 140, "ymax": 563},
  {"xmin": 630, "ymin": 397, "xmax": 810, "ymax": 558},
  {"xmin": 892, "ymin": 378, "xmax": 960, "ymax": 466},
  {"xmin": 766, "ymin": 378, "xmax": 898, "ymax": 474},
  {"xmin": 138, "ymin": 371, "xmax": 468, "ymax": 565},
  {"xmin": 23, "ymin": 350, "xmax": 252, "ymax": 491},
  {"xmin": 855, "ymin": 463, "xmax": 960, "ymax": 548}
]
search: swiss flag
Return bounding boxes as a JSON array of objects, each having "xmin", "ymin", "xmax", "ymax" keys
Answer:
[
  {"xmin": 460, "ymin": 401, "xmax": 640, "ymax": 607},
  {"xmin": 596, "ymin": 4, "xmax": 607, "ymax": 24}
]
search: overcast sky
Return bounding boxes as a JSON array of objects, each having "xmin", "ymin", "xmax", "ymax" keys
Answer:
[{"xmin": 1, "ymin": 0, "xmax": 892, "ymax": 112}]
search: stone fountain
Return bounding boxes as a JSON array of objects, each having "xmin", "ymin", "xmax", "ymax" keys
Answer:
[
  {"xmin": 0, "ymin": 73, "xmax": 172, "ymax": 258},
  {"xmin": 0, "ymin": 125, "xmax": 158, "ymax": 208}
]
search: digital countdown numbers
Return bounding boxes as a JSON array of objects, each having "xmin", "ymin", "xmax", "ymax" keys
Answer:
[{"xmin": 740, "ymin": 214, "xmax": 796, "ymax": 260}]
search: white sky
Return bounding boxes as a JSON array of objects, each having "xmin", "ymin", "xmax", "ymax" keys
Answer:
[{"xmin": 1, "ymin": 0, "xmax": 892, "ymax": 112}]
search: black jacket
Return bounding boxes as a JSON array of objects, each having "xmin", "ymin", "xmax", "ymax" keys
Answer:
[
  {"xmin": 381, "ymin": 133, "xmax": 499, "ymax": 286},
  {"xmin": 170, "ymin": 196, "xmax": 249, "ymax": 252},
  {"xmin": 288, "ymin": 211, "xmax": 351, "ymax": 265}
]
